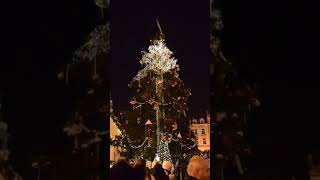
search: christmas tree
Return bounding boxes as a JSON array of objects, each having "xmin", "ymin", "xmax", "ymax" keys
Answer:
[
  {"xmin": 210, "ymin": 3, "xmax": 260, "ymax": 179},
  {"xmin": 54, "ymin": 0, "xmax": 110, "ymax": 179},
  {"xmin": 111, "ymin": 21, "xmax": 198, "ymax": 162},
  {"xmin": 0, "ymin": 98, "xmax": 22, "ymax": 180}
]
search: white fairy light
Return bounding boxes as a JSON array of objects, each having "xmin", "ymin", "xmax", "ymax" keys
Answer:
[{"xmin": 133, "ymin": 39, "xmax": 178, "ymax": 81}]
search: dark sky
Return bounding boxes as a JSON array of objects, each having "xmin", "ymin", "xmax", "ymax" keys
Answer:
[
  {"xmin": 2, "ymin": 0, "xmax": 101, "ymax": 176},
  {"xmin": 217, "ymin": 0, "xmax": 320, "ymax": 150},
  {"xmin": 111, "ymin": 0, "xmax": 210, "ymax": 118}
]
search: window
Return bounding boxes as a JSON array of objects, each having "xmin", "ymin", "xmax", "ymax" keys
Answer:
[
  {"xmin": 192, "ymin": 119, "xmax": 197, "ymax": 124},
  {"xmin": 203, "ymin": 138, "xmax": 206, "ymax": 144},
  {"xmin": 195, "ymin": 138, "xmax": 198, "ymax": 143},
  {"xmin": 194, "ymin": 129, "xmax": 198, "ymax": 136},
  {"xmin": 202, "ymin": 129, "xmax": 205, "ymax": 135}
]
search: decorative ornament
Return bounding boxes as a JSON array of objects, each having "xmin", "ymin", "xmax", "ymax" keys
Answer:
[
  {"xmin": 92, "ymin": 73, "xmax": 99, "ymax": 80},
  {"xmin": 232, "ymin": 113, "xmax": 239, "ymax": 118},
  {"xmin": 153, "ymin": 104, "xmax": 160, "ymax": 111},
  {"xmin": 57, "ymin": 72, "xmax": 64, "ymax": 80},
  {"xmin": 252, "ymin": 98, "xmax": 261, "ymax": 107},
  {"xmin": 145, "ymin": 119, "xmax": 152, "ymax": 126},
  {"xmin": 183, "ymin": 153, "xmax": 187, "ymax": 159},
  {"xmin": 237, "ymin": 131, "xmax": 244, "ymax": 137},
  {"xmin": 73, "ymin": 23, "xmax": 110, "ymax": 63},
  {"xmin": 177, "ymin": 132, "xmax": 182, "ymax": 139},
  {"xmin": 87, "ymin": 88, "xmax": 95, "ymax": 94},
  {"xmin": 216, "ymin": 154, "xmax": 224, "ymax": 160},
  {"xmin": 95, "ymin": 0, "xmax": 109, "ymax": 9},
  {"xmin": 137, "ymin": 117, "xmax": 141, "ymax": 124}
]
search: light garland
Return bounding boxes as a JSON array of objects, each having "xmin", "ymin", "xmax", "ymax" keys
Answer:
[
  {"xmin": 180, "ymin": 143, "xmax": 197, "ymax": 150},
  {"xmin": 128, "ymin": 137, "xmax": 148, "ymax": 149},
  {"xmin": 171, "ymin": 137, "xmax": 179, "ymax": 142},
  {"xmin": 110, "ymin": 133, "xmax": 148, "ymax": 150}
]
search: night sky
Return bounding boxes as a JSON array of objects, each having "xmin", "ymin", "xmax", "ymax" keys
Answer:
[
  {"xmin": 217, "ymin": 0, "xmax": 320, "ymax": 169},
  {"xmin": 223, "ymin": 1, "xmax": 318, "ymax": 133},
  {"xmin": 2, "ymin": 0, "xmax": 102, "ymax": 177},
  {"xmin": 111, "ymin": 0, "xmax": 210, "ymax": 118}
]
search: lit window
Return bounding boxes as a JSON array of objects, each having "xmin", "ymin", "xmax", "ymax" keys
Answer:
[
  {"xmin": 192, "ymin": 119, "xmax": 197, "ymax": 124},
  {"xmin": 202, "ymin": 129, "xmax": 205, "ymax": 135},
  {"xmin": 203, "ymin": 138, "xmax": 206, "ymax": 144}
]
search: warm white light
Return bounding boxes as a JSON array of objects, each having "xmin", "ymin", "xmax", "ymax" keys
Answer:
[{"xmin": 133, "ymin": 40, "xmax": 177, "ymax": 81}]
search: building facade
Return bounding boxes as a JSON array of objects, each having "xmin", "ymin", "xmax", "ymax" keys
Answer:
[
  {"xmin": 189, "ymin": 113, "xmax": 210, "ymax": 151},
  {"xmin": 110, "ymin": 116, "xmax": 121, "ymax": 162}
]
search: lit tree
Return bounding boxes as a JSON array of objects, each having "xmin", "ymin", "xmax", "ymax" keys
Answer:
[
  {"xmin": 0, "ymin": 99, "xmax": 22, "ymax": 180},
  {"xmin": 210, "ymin": 4, "xmax": 261, "ymax": 179},
  {"xmin": 55, "ymin": 0, "xmax": 109, "ymax": 179},
  {"xmin": 112, "ymin": 21, "xmax": 197, "ymax": 162}
]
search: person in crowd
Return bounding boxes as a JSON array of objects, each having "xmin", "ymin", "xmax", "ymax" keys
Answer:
[
  {"xmin": 162, "ymin": 160, "xmax": 176, "ymax": 180},
  {"xmin": 133, "ymin": 159, "xmax": 155, "ymax": 180},
  {"xmin": 185, "ymin": 156, "xmax": 210, "ymax": 180},
  {"xmin": 146, "ymin": 160, "xmax": 153, "ymax": 169},
  {"xmin": 130, "ymin": 159, "xmax": 136, "ymax": 167},
  {"xmin": 109, "ymin": 157, "xmax": 133, "ymax": 180},
  {"xmin": 152, "ymin": 160, "xmax": 160, "ymax": 169},
  {"xmin": 146, "ymin": 161, "xmax": 153, "ymax": 178},
  {"xmin": 151, "ymin": 161, "xmax": 170, "ymax": 180}
]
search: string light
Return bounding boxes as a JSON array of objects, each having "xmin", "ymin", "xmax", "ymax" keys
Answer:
[
  {"xmin": 181, "ymin": 143, "xmax": 197, "ymax": 149},
  {"xmin": 158, "ymin": 140, "xmax": 173, "ymax": 164},
  {"xmin": 128, "ymin": 138, "xmax": 148, "ymax": 149}
]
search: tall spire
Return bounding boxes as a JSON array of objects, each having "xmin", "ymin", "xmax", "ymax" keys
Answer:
[
  {"xmin": 152, "ymin": 18, "xmax": 165, "ymax": 42},
  {"xmin": 156, "ymin": 18, "xmax": 163, "ymax": 36}
]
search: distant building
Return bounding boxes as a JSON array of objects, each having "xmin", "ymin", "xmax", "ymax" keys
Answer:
[
  {"xmin": 110, "ymin": 98, "xmax": 121, "ymax": 162},
  {"xmin": 189, "ymin": 112, "xmax": 210, "ymax": 151},
  {"xmin": 110, "ymin": 116, "xmax": 121, "ymax": 162}
]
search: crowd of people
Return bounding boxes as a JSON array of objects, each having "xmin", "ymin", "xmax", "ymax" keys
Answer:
[{"xmin": 109, "ymin": 156, "xmax": 210, "ymax": 180}]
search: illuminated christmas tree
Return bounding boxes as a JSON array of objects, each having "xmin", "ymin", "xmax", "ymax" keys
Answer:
[
  {"xmin": 0, "ymin": 98, "xmax": 22, "ymax": 180},
  {"xmin": 111, "ymin": 20, "xmax": 198, "ymax": 162},
  {"xmin": 210, "ymin": 3, "xmax": 261, "ymax": 179},
  {"xmin": 55, "ymin": 0, "xmax": 109, "ymax": 179}
]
